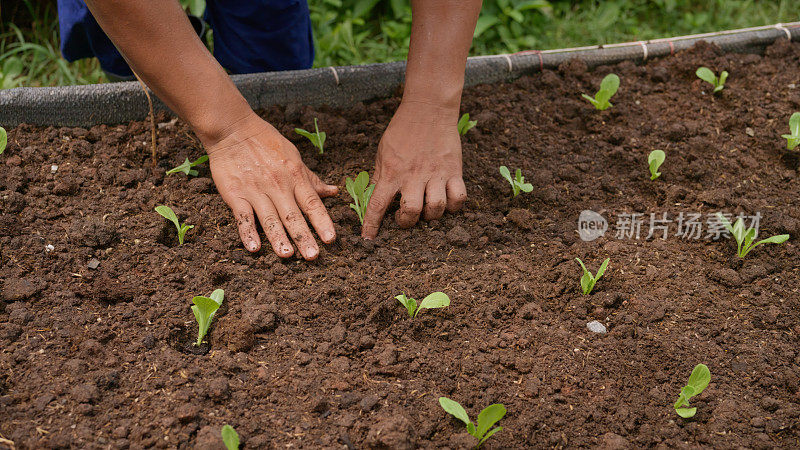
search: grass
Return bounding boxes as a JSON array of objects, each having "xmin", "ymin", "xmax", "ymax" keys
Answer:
[{"xmin": 1, "ymin": 0, "xmax": 798, "ymax": 87}]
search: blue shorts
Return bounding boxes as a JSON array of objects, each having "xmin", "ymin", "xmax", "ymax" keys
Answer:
[{"xmin": 57, "ymin": 0, "xmax": 315, "ymax": 78}]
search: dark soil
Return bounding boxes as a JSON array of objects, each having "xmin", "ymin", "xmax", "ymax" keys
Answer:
[{"xmin": 2, "ymin": 40, "xmax": 800, "ymax": 449}]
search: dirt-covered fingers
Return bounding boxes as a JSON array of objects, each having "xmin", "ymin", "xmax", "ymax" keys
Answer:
[
  {"xmin": 295, "ymin": 183, "xmax": 336, "ymax": 244},
  {"xmin": 251, "ymin": 195, "xmax": 294, "ymax": 258},
  {"xmin": 271, "ymin": 195, "xmax": 320, "ymax": 261},
  {"xmin": 395, "ymin": 183, "xmax": 425, "ymax": 229},
  {"xmin": 423, "ymin": 180, "xmax": 447, "ymax": 221},
  {"xmin": 445, "ymin": 176, "xmax": 468, "ymax": 212},
  {"xmin": 225, "ymin": 196, "xmax": 262, "ymax": 253},
  {"xmin": 305, "ymin": 168, "xmax": 339, "ymax": 198},
  {"xmin": 361, "ymin": 180, "xmax": 397, "ymax": 239}
]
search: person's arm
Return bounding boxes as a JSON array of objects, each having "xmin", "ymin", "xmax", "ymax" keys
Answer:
[
  {"xmin": 84, "ymin": 0, "xmax": 337, "ymax": 260},
  {"xmin": 361, "ymin": 0, "xmax": 482, "ymax": 239}
]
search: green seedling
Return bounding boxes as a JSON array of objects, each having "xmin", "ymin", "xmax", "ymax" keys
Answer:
[
  {"xmin": 781, "ymin": 112, "xmax": 800, "ymax": 150},
  {"xmin": 696, "ymin": 67, "xmax": 728, "ymax": 94},
  {"xmin": 674, "ymin": 364, "xmax": 711, "ymax": 418},
  {"xmin": 345, "ymin": 171, "xmax": 375, "ymax": 225},
  {"xmin": 717, "ymin": 213, "xmax": 789, "ymax": 258},
  {"xmin": 395, "ymin": 292, "xmax": 450, "ymax": 318},
  {"xmin": 648, "ymin": 150, "xmax": 665, "ymax": 180},
  {"xmin": 221, "ymin": 424, "xmax": 240, "ymax": 450},
  {"xmin": 0, "ymin": 126, "xmax": 6, "ymax": 154},
  {"xmin": 294, "ymin": 118, "xmax": 326, "ymax": 154},
  {"xmin": 581, "ymin": 73, "xmax": 620, "ymax": 110},
  {"xmin": 166, "ymin": 155, "xmax": 209, "ymax": 177},
  {"xmin": 499, "ymin": 166, "xmax": 532, "ymax": 198},
  {"xmin": 575, "ymin": 258, "xmax": 609, "ymax": 295},
  {"xmin": 439, "ymin": 397, "xmax": 506, "ymax": 448},
  {"xmin": 192, "ymin": 289, "xmax": 224, "ymax": 346},
  {"xmin": 457, "ymin": 113, "xmax": 478, "ymax": 136},
  {"xmin": 155, "ymin": 205, "xmax": 194, "ymax": 245}
]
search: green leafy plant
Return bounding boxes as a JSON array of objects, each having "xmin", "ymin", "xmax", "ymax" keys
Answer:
[
  {"xmin": 674, "ymin": 364, "xmax": 711, "ymax": 418},
  {"xmin": 581, "ymin": 73, "xmax": 620, "ymax": 110},
  {"xmin": 648, "ymin": 149, "xmax": 665, "ymax": 180},
  {"xmin": 166, "ymin": 155, "xmax": 209, "ymax": 177},
  {"xmin": 457, "ymin": 113, "xmax": 478, "ymax": 136},
  {"xmin": 294, "ymin": 118, "xmax": 326, "ymax": 154},
  {"xmin": 192, "ymin": 289, "xmax": 224, "ymax": 346},
  {"xmin": 155, "ymin": 205, "xmax": 194, "ymax": 245},
  {"xmin": 0, "ymin": 126, "xmax": 6, "ymax": 154},
  {"xmin": 696, "ymin": 67, "xmax": 728, "ymax": 94},
  {"xmin": 439, "ymin": 397, "xmax": 506, "ymax": 448},
  {"xmin": 221, "ymin": 424, "xmax": 239, "ymax": 450},
  {"xmin": 345, "ymin": 171, "xmax": 375, "ymax": 225},
  {"xmin": 717, "ymin": 213, "xmax": 789, "ymax": 258},
  {"xmin": 781, "ymin": 112, "xmax": 800, "ymax": 150},
  {"xmin": 575, "ymin": 258, "xmax": 609, "ymax": 295},
  {"xmin": 395, "ymin": 292, "xmax": 450, "ymax": 318},
  {"xmin": 499, "ymin": 166, "xmax": 533, "ymax": 198}
]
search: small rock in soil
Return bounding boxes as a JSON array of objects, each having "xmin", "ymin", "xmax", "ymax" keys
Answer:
[
  {"xmin": 587, "ymin": 320, "xmax": 607, "ymax": 334},
  {"xmin": 2, "ymin": 278, "xmax": 44, "ymax": 302},
  {"xmin": 87, "ymin": 258, "xmax": 101, "ymax": 269},
  {"xmin": 446, "ymin": 225, "xmax": 470, "ymax": 247},
  {"xmin": 365, "ymin": 414, "xmax": 415, "ymax": 450},
  {"xmin": 597, "ymin": 432, "xmax": 631, "ymax": 449},
  {"xmin": 70, "ymin": 382, "xmax": 99, "ymax": 403},
  {"xmin": 506, "ymin": 208, "xmax": 535, "ymax": 230},
  {"xmin": 360, "ymin": 395, "xmax": 380, "ymax": 412},
  {"xmin": 176, "ymin": 403, "xmax": 199, "ymax": 423},
  {"xmin": 707, "ymin": 268, "xmax": 742, "ymax": 288},
  {"xmin": 194, "ymin": 425, "xmax": 226, "ymax": 450}
]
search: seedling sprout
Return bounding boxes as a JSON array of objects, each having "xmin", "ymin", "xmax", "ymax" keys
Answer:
[
  {"xmin": 648, "ymin": 150, "xmax": 665, "ymax": 180},
  {"xmin": 581, "ymin": 73, "xmax": 620, "ymax": 111},
  {"xmin": 575, "ymin": 258, "xmax": 609, "ymax": 295},
  {"xmin": 155, "ymin": 205, "xmax": 194, "ymax": 245},
  {"xmin": 0, "ymin": 126, "xmax": 6, "ymax": 154},
  {"xmin": 294, "ymin": 118, "xmax": 326, "ymax": 154},
  {"xmin": 439, "ymin": 397, "xmax": 506, "ymax": 448},
  {"xmin": 457, "ymin": 113, "xmax": 478, "ymax": 136},
  {"xmin": 782, "ymin": 112, "xmax": 800, "ymax": 150},
  {"xmin": 192, "ymin": 289, "xmax": 224, "ymax": 346},
  {"xmin": 395, "ymin": 292, "xmax": 450, "ymax": 318},
  {"xmin": 345, "ymin": 171, "xmax": 375, "ymax": 225},
  {"xmin": 696, "ymin": 67, "xmax": 728, "ymax": 94},
  {"xmin": 716, "ymin": 213, "xmax": 789, "ymax": 258},
  {"xmin": 221, "ymin": 425, "xmax": 239, "ymax": 450},
  {"xmin": 499, "ymin": 166, "xmax": 532, "ymax": 198},
  {"xmin": 674, "ymin": 364, "xmax": 711, "ymax": 418},
  {"xmin": 166, "ymin": 155, "xmax": 209, "ymax": 177}
]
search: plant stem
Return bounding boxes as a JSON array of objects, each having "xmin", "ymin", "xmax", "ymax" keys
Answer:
[{"xmin": 133, "ymin": 71, "xmax": 158, "ymax": 168}]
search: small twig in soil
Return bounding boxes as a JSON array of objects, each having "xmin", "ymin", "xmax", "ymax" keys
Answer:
[{"xmin": 133, "ymin": 71, "xmax": 158, "ymax": 168}]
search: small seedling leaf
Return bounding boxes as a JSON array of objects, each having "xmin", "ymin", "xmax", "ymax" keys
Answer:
[
  {"xmin": 346, "ymin": 171, "xmax": 373, "ymax": 225},
  {"xmin": 674, "ymin": 364, "xmax": 710, "ymax": 418},
  {"xmin": 476, "ymin": 404, "xmax": 506, "ymax": 439},
  {"xmin": 155, "ymin": 205, "xmax": 180, "ymax": 228},
  {"xmin": 221, "ymin": 425, "xmax": 240, "ymax": 450},
  {"xmin": 191, "ymin": 289, "xmax": 224, "ymax": 346},
  {"xmin": 294, "ymin": 118, "xmax": 325, "ymax": 154},
  {"xmin": 416, "ymin": 292, "xmax": 450, "ymax": 317},
  {"xmin": 166, "ymin": 155, "xmax": 208, "ymax": 176},
  {"xmin": 439, "ymin": 397, "xmax": 471, "ymax": 426},
  {"xmin": 754, "ymin": 234, "xmax": 790, "ymax": 246},
  {"xmin": 499, "ymin": 165, "xmax": 512, "ymax": 183},
  {"xmin": 395, "ymin": 294, "xmax": 417, "ymax": 318},
  {"xmin": 480, "ymin": 427, "xmax": 503, "ymax": 445},
  {"xmin": 675, "ymin": 407, "xmax": 697, "ymax": 418},
  {"xmin": 0, "ymin": 127, "xmax": 6, "ymax": 154},
  {"xmin": 457, "ymin": 113, "xmax": 478, "ymax": 135},
  {"xmin": 695, "ymin": 67, "xmax": 716, "ymax": 85},
  {"xmin": 595, "ymin": 258, "xmax": 610, "ymax": 280},
  {"xmin": 648, "ymin": 150, "xmax": 665, "ymax": 180},
  {"xmin": 782, "ymin": 112, "xmax": 800, "ymax": 150}
]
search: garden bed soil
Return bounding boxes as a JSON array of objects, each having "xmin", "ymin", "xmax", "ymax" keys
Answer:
[{"xmin": 2, "ymin": 39, "xmax": 800, "ymax": 449}]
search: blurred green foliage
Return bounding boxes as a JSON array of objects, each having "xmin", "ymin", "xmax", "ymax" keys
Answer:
[{"xmin": 1, "ymin": 0, "xmax": 798, "ymax": 86}]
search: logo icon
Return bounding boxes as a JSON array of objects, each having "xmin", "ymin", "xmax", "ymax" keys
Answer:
[{"xmin": 578, "ymin": 210, "xmax": 608, "ymax": 242}]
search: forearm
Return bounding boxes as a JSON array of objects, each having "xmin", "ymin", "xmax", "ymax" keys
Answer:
[
  {"xmin": 84, "ymin": 0, "xmax": 254, "ymax": 146},
  {"xmin": 403, "ymin": 0, "xmax": 482, "ymax": 111}
]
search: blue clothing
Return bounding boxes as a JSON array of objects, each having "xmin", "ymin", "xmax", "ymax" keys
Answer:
[{"xmin": 57, "ymin": 0, "xmax": 314, "ymax": 78}]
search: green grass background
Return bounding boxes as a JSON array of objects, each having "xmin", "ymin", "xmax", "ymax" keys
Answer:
[{"xmin": 1, "ymin": 0, "xmax": 798, "ymax": 87}]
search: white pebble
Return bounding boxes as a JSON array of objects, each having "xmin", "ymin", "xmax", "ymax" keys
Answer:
[
  {"xmin": 50, "ymin": 164, "xmax": 59, "ymax": 173},
  {"xmin": 45, "ymin": 244, "xmax": 54, "ymax": 252},
  {"xmin": 587, "ymin": 320, "xmax": 607, "ymax": 334}
]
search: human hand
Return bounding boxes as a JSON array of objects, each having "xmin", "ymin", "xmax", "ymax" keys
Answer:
[
  {"xmin": 361, "ymin": 100, "xmax": 467, "ymax": 239},
  {"xmin": 206, "ymin": 114, "xmax": 338, "ymax": 260}
]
